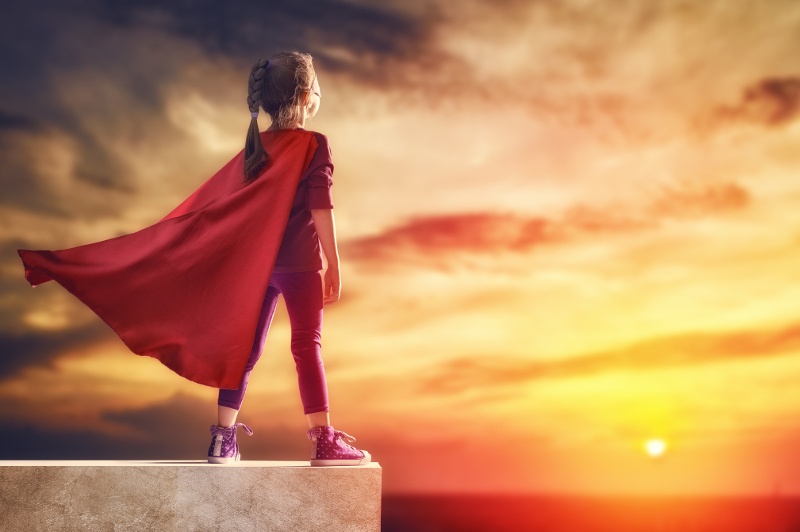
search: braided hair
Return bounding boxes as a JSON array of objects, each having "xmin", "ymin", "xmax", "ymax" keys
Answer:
[{"xmin": 243, "ymin": 52, "xmax": 316, "ymax": 182}]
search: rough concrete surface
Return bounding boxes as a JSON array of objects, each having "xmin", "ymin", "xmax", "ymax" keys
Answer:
[{"xmin": 0, "ymin": 461, "xmax": 381, "ymax": 531}]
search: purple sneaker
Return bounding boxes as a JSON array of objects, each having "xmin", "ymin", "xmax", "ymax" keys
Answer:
[
  {"xmin": 307, "ymin": 426, "xmax": 371, "ymax": 466},
  {"xmin": 207, "ymin": 423, "xmax": 253, "ymax": 464}
]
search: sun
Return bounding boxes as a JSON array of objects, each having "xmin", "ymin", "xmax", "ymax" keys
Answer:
[{"xmin": 644, "ymin": 438, "xmax": 667, "ymax": 458}]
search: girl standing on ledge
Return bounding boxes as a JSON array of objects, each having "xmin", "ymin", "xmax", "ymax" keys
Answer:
[
  {"xmin": 211, "ymin": 52, "xmax": 370, "ymax": 466},
  {"xmin": 18, "ymin": 51, "xmax": 370, "ymax": 466},
  {"xmin": 210, "ymin": 51, "xmax": 370, "ymax": 466}
]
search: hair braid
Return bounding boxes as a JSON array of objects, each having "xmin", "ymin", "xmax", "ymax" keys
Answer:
[
  {"xmin": 242, "ymin": 52, "xmax": 316, "ymax": 182},
  {"xmin": 247, "ymin": 59, "xmax": 268, "ymax": 113},
  {"xmin": 244, "ymin": 58, "xmax": 270, "ymax": 181}
]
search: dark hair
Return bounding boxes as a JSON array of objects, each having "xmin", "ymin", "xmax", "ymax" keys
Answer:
[{"xmin": 244, "ymin": 52, "xmax": 316, "ymax": 182}]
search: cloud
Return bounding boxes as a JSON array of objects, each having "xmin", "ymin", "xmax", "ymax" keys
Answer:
[
  {"xmin": 420, "ymin": 321, "xmax": 800, "ymax": 393},
  {"xmin": 0, "ymin": 11, "xmax": 185, "ymax": 216},
  {"xmin": 428, "ymin": 1, "xmax": 800, "ymax": 147},
  {"xmin": 0, "ymin": 238, "xmax": 116, "ymax": 379},
  {"xmin": 345, "ymin": 181, "xmax": 750, "ymax": 267},
  {"xmin": 648, "ymin": 180, "xmax": 750, "ymax": 218},
  {"xmin": 106, "ymin": 393, "xmax": 307, "ymax": 460},
  {"xmin": 0, "ymin": 0, "xmax": 457, "ymax": 225},
  {"xmin": 45, "ymin": 0, "xmax": 448, "ymax": 88},
  {"xmin": 0, "ymin": 110, "xmax": 39, "ymax": 132},
  {"xmin": 715, "ymin": 77, "xmax": 800, "ymax": 127},
  {"xmin": 0, "ymin": 393, "xmax": 207, "ymax": 459},
  {"xmin": 0, "ymin": 323, "xmax": 112, "ymax": 379},
  {"xmin": 0, "ymin": 391, "xmax": 306, "ymax": 459},
  {"xmin": 0, "ymin": 125, "xmax": 64, "ymax": 215},
  {"xmin": 345, "ymin": 213, "xmax": 553, "ymax": 266},
  {"xmin": 0, "ymin": 424, "xmax": 155, "ymax": 460}
]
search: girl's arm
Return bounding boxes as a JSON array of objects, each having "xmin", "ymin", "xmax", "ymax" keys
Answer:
[{"xmin": 310, "ymin": 209, "xmax": 341, "ymax": 304}]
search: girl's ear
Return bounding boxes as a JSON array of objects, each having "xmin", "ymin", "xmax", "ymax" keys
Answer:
[{"xmin": 306, "ymin": 93, "xmax": 320, "ymax": 119}]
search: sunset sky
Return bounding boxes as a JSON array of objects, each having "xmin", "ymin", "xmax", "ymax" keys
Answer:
[{"xmin": 2, "ymin": 0, "xmax": 800, "ymax": 496}]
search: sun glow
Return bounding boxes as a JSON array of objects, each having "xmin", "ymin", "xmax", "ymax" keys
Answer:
[{"xmin": 645, "ymin": 439, "xmax": 668, "ymax": 458}]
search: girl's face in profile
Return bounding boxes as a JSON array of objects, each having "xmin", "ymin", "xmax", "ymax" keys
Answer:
[{"xmin": 307, "ymin": 76, "xmax": 321, "ymax": 119}]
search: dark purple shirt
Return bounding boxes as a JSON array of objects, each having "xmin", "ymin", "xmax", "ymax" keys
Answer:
[{"xmin": 273, "ymin": 131, "xmax": 334, "ymax": 273}]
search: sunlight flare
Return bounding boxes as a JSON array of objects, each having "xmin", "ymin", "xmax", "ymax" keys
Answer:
[{"xmin": 645, "ymin": 439, "xmax": 668, "ymax": 458}]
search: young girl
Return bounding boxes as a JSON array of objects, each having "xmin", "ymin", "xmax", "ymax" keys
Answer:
[
  {"xmin": 210, "ymin": 52, "xmax": 370, "ymax": 466},
  {"xmin": 17, "ymin": 51, "xmax": 370, "ymax": 467}
]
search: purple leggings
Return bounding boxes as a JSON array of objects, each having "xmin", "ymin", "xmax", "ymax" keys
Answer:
[{"xmin": 218, "ymin": 270, "xmax": 329, "ymax": 414}]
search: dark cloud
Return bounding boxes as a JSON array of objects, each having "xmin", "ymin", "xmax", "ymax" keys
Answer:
[
  {"xmin": 0, "ymin": 239, "xmax": 115, "ymax": 377},
  {"xmin": 0, "ymin": 1, "xmax": 450, "ymax": 218},
  {"xmin": 0, "ymin": 392, "xmax": 308, "ymax": 459},
  {"xmin": 0, "ymin": 424, "xmax": 159, "ymax": 460},
  {"xmin": 0, "ymin": 110, "xmax": 40, "ymax": 132},
  {"xmin": 0, "ymin": 126, "xmax": 65, "ymax": 216},
  {"xmin": 0, "ymin": 124, "xmax": 136, "ymax": 217},
  {"xmin": 0, "ymin": 1, "xmax": 446, "ymax": 118},
  {"xmin": 0, "ymin": 20, "xmax": 155, "ymax": 214},
  {"xmin": 344, "ymin": 182, "xmax": 750, "ymax": 267},
  {"xmin": 99, "ymin": 393, "xmax": 218, "ymax": 459},
  {"xmin": 18, "ymin": 0, "xmax": 444, "ymax": 87},
  {"xmin": 0, "ymin": 323, "xmax": 113, "ymax": 379},
  {"xmin": 420, "ymin": 321, "xmax": 800, "ymax": 393},
  {"xmin": 104, "ymin": 0, "xmax": 441, "ymax": 80},
  {"xmin": 715, "ymin": 77, "xmax": 800, "ymax": 127},
  {"xmin": 0, "ymin": 393, "xmax": 205, "ymax": 459},
  {"xmin": 106, "ymin": 393, "xmax": 306, "ymax": 460}
]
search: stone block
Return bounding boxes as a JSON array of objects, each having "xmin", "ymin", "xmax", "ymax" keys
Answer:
[{"xmin": 0, "ymin": 460, "xmax": 381, "ymax": 531}]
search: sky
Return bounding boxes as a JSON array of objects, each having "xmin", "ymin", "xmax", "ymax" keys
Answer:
[{"xmin": 2, "ymin": 0, "xmax": 800, "ymax": 496}]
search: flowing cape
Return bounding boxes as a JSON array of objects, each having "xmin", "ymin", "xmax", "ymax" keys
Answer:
[{"xmin": 18, "ymin": 129, "xmax": 318, "ymax": 389}]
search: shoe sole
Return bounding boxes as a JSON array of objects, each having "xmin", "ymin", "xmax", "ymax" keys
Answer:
[
  {"xmin": 208, "ymin": 455, "xmax": 240, "ymax": 464},
  {"xmin": 310, "ymin": 451, "xmax": 371, "ymax": 467}
]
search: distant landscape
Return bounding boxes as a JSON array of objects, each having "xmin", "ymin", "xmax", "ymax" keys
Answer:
[{"xmin": 382, "ymin": 494, "xmax": 800, "ymax": 532}]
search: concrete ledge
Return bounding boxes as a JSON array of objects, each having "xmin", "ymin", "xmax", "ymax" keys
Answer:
[{"xmin": 0, "ymin": 460, "xmax": 381, "ymax": 531}]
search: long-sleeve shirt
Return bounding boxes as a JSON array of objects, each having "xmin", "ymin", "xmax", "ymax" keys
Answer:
[{"xmin": 273, "ymin": 130, "xmax": 334, "ymax": 273}]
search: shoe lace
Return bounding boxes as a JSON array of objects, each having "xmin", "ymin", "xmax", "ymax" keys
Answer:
[
  {"xmin": 334, "ymin": 430, "xmax": 357, "ymax": 445},
  {"xmin": 210, "ymin": 422, "xmax": 254, "ymax": 437},
  {"xmin": 306, "ymin": 427, "xmax": 357, "ymax": 444},
  {"xmin": 333, "ymin": 430, "xmax": 361, "ymax": 452}
]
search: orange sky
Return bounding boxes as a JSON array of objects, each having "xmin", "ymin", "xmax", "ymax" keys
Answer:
[{"xmin": 2, "ymin": 0, "xmax": 800, "ymax": 495}]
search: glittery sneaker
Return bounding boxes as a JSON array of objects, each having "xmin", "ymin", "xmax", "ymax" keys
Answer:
[
  {"xmin": 307, "ymin": 426, "xmax": 371, "ymax": 466},
  {"xmin": 207, "ymin": 423, "xmax": 253, "ymax": 464}
]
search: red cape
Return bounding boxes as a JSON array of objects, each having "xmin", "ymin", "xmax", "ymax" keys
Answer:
[{"xmin": 18, "ymin": 129, "xmax": 317, "ymax": 389}]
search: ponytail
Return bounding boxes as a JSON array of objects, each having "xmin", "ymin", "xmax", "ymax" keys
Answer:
[
  {"xmin": 244, "ymin": 58, "xmax": 270, "ymax": 182},
  {"xmin": 243, "ymin": 53, "xmax": 316, "ymax": 182}
]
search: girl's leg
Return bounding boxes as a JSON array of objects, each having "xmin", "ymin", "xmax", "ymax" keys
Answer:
[
  {"xmin": 216, "ymin": 284, "xmax": 281, "ymax": 426},
  {"xmin": 273, "ymin": 271, "xmax": 370, "ymax": 466},
  {"xmin": 218, "ymin": 405, "xmax": 240, "ymax": 428},
  {"xmin": 306, "ymin": 410, "xmax": 330, "ymax": 429},
  {"xmin": 271, "ymin": 271, "xmax": 330, "ymax": 426}
]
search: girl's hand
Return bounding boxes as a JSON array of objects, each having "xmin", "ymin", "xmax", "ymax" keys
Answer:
[
  {"xmin": 310, "ymin": 209, "xmax": 341, "ymax": 305},
  {"xmin": 323, "ymin": 267, "xmax": 341, "ymax": 305}
]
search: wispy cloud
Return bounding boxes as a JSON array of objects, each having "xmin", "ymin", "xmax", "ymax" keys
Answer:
[
  {"xmin": 714, "ymin": 77, "xmax": 800, "ymax": 128},
  {"xmin": 345, "ymin": 213, "xmax": 552, "ymax": 266},
  {"xmin": 420, "ymin": 321, "xmax": 800, "ymax": 393},
  {"xmin": 345, "ymin": 181, "xmax": 750, "ymax": 267}
]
